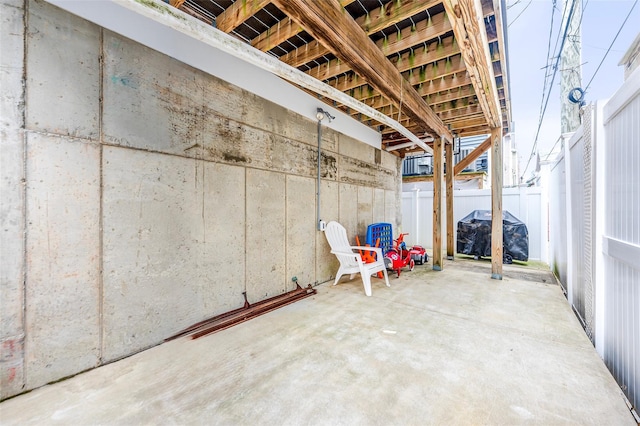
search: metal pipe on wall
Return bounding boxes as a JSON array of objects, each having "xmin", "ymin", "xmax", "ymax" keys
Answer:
[
  {"xmin": 317, "ymin": 116, "xmax": 323, "ymax": 231},
  {"xmin": 316, "ymin": 108, "xmax": 334, "ymax": 231}
]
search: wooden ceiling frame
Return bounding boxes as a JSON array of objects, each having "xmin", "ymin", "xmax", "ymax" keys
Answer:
[
  {"xmin": 330, "ymin": 54, "xmax": 465, "ymax": 97},
  {"xmin": 272, "ymin": 0, "xmax": 453, "ymax": 141},
  {"xmin": 168, "ymin": 0, "xmax": 511, "ymax": 154},
  {"xmin": 308, "ymin": 32, "xmax": 459, "ymax": 85},
  {"xmin": 278, "ymin": 0, "xmax": 443, "ymax": 68},
  {"xmin": 354, "ymin": 72, "xmax": 473, "ymax": 111},
  {"xmin": 442, "ymin": 0, "xmax": 502, "ymax": 129},
  {"xmin": 215, "ymin": 0, "xmax": 271, "ymax": 33},
  {"xmin": 250, "ymin": 0, "xmax": 356, "ymax": 51}
]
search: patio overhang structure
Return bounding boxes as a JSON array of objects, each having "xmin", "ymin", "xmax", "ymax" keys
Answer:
[{"xmin": 51, "ymin": 0, "xmax": 512, "ymax": 278}]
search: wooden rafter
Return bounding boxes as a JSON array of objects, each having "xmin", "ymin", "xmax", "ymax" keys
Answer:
[
  {"xmin": 331, "ymin": 54, "xmax": 465, "ymax": 96},
  {"xmin": 377, "ymin": 103, "xmax": 481, "ymax": 122},
  {"xmin": 381, "ymin": 114, "xmax": 488, "ymax": 136},
  {"xmin": 252, "ymin": 17, "xmax": 300, "ymax": 51},
  {"xmin": 310, "ymin": 32, "xmax": 459, "ymax": 84},
  {"xmin": 251, "ymin": 0, "xmax": 356, "ymax": 51},
  {"xmin": 216, "ymin": 0, "xmax": 271, "ymax": 33},
  {"xmin": 491, "ymin": 0, "xmax": 512, "ymax": 129},
  {"xmin": 355, "ymin": 73, "xmax": 473, "ymax": 113},
  {"xmin": 279, "ymin": 0, "xmax": 443, "ymax": 68},
  {"xmin": 443, "ymin": 0, "xmax": 502, "ymax": 128},
  {"xmin": 273, "ymin": 0, "xmax": 453, "ymax": 140},
  {"xmin": 164, "ymin": 0, "xmax": 511, "ymax": 149}
]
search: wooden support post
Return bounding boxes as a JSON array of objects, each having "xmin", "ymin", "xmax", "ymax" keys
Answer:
[
  {"xmin": 491, "ymin": 127, "xmax": 503, "ymax": 279},
  {"xmin": 433, "ymin": 137, "xmax": 444, "ymax": 271},
  {"xmin": 446, "ymin": 141, "xmax": 454, "ymax": 260}
]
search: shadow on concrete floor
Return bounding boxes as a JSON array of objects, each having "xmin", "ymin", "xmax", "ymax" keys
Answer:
[{"xmin": 0, "ymin": 257, "xmax": 634, "ymax": 425}]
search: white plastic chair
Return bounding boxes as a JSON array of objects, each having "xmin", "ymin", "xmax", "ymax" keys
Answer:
[{"xmin": 324, "ymin": 221, "xmax": 390, "ymax": 296}]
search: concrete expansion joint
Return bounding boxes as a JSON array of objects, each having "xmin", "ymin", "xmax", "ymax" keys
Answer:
[{"xmin": 25, "ymin": 129, "xmax": 100, "ymax": 144}]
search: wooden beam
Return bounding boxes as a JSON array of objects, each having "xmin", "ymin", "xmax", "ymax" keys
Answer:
[
  {"xmin": 438, "ymin": 105, "xmax": 482, "ymax": 120},
  {"xmin": 280, "ymin": 0, "xmax": 443, "ymax": 68},
  {"xmin": 331, "ymin": 54, "xmax": 465, "ymax": 96},
  {"xmin": 444, "ymin": 115, "xmax": 487, "ymax": 128},
  {"xmin": 252, "ymin": 17, "xmax": 300, "ymax": 51},
  {"xmin": 427, "ymin": 84, "xmax": 476, "ymax": 105},
  {"xmin": 252, "ymin": 0, "xmax": 356, "ymax": 51},
  {"xmin": 216, "ymin": 0, "xmax": 271, "ymax": 33},
  {"xmin": 490, "ymin": 127, "xmax": 502, "ymax": 279},
  {"xmin": 491, "ymin": 0, "xmax": 512, "ymax": 129},
  {"xmin": 372, "ymin": 98, "xmax": 480, "ymax": 120},
  {"xmin": 273, "ymin": 0, "xmax": 453, "ymax": 140},
  {"xmin": 352, "ymin": 74, "xmax": 473, "ymax": 113},
  {"xmin": 443, "ymin": 0, "xmax": 502, "ymax": 128},
  {"xmin": 179, "ymin": 3, "xmax": 215, "ymax": 25},
  {"xmin": 446, "ymin": 140, "xmax": 455, "ymax": 259},
  {"xmin": 311, "ymin": 34, "xmax": 459, "ymax": 87},
  {"xmin": 306, "ymin": 14, "xmax": 454, "ymax": 81},
  {"xmin": 453, "ymin": 135, "xmax": 491, "ymax": 175},
  {"xmin": 433, "ymin": 137, "xmax": 444, "ymax": 270},
  {"xmin": 456, "ymin": 126, "xmax": 492, "ymax": 137},
  {"xmin": 382, "ymin": 111, "xmax": 486, "ymax": 133},
  {"xmin": 169, "ymin": 0, "xmax": 186, "ymax": 8},
  {"xmin": 403, "ymin": 171, "xmax": 487, "ymax": 186}
]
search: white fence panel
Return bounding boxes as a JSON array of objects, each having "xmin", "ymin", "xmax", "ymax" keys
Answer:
[
  {"xmin": 602, "ymin": 68, "xmax": 640, "ymax": 413},
  {"xmin": 568, "ymin": 125, "xmax": 588, "ymax": 329},
  {"xmin": 401, "ymin": 187, "xmax": 545, "ymax": 261},
  {"xmin": 549, "ymin": 153, "xmax": 568, "ymax": 290}
]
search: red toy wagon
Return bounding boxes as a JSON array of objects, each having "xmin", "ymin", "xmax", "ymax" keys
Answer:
[{"xmin": 366, "ymin": 223, "xmax": 428, "ymax": 278}]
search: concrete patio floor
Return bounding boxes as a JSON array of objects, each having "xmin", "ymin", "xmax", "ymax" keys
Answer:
[{"xmin": 0, "ymin": 257, "xmax": 634, "ymax": 425}]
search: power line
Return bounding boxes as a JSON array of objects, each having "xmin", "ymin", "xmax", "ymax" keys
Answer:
[
  {"xmin": 583, "ymin": 0, "xmax": 638, "ymax": 94},
  {"xmin": 507, "ymin": 0, "xmax": 523, "ymax": 9},
  {"xmin": 521, "ymin": 0, "xmax": 578, "ymax": 179},
  {"xmin": 508, "ymin": 0, "xmax": 533, "ymax": 28},
  {"xmin": 521, "ymin": 0, "xmax": 564, "ymax": 178},
  {"xmin": 530, "ymin": 0, "xmax": 635, "ymax": 171}
]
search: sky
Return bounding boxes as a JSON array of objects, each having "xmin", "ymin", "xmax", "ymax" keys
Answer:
[{"xmin": 505, "ymin": 0, "xmax": 639, "ymax": 179}]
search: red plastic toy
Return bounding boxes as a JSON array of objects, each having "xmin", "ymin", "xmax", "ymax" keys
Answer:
[{"xmin": 383, "ymin": 233, "xmax": 428, "ymax": 277}]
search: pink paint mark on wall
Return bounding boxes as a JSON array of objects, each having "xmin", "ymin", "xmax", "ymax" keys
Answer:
[
  {"xmin": 2, "ymin": 340, "xmax": 16, "ymax": 360},
  {"xmin": 7, "ymin": 367, "xmax": 16, "ymax": 382}
]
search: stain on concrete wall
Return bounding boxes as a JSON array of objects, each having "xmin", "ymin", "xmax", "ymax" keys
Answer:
[
  {"xmin": 25, "ymin": 134, "xmax": 101, "ymax": 389},
  {"xmin": 0, "ymin": 0, "xmax": 402, "ymax": 399},
  {"xmin": 0, "ymin": 0, "xmax": 27, "ymax": 399}
]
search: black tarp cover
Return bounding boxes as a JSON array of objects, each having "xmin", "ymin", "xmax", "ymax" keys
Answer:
[{"xmin": 456, "ymin": 210, "xmax": 529, "ymax": 261}]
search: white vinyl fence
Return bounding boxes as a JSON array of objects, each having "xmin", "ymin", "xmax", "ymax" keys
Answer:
[
  {"xmin": 602, "ymin": 69, "xmax": 640, "ymax": 413},
  {"xmin": 548, "ymin": 68, "xmax": 640, "ymax": 414},
  {"xmin": 401, "ymin": 187, "xmax": 547, "ymax": 262}
]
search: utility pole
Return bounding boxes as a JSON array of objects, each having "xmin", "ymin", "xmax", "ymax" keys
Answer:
[{"xmin": 560, "ymin": 0, "xmax": 583, "ymax": 133}]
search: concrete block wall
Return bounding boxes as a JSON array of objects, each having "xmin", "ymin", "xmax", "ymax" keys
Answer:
[{"xmin": 0, "ymin": 0, "xmax": 402, "ymax": 399}]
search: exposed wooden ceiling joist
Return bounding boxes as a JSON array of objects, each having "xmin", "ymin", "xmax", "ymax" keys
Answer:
[
  {"xmin": 216, "ymin": 0, "xmax": 271, "ymax": 33},
  {"xmin": 273, "ymin": 0, "xmax": 453, "ymax": 141},
  {"xmin": 491, "ymin": 0, "xmax": 512, "ymax": 128},
  {"xmin": 331, "ymin": 54, "xmax": 465, "ymax": 97},
  {"xmin": 308, "ymin": 30, "xmax": 459, "ymax": 84},
  {"xmin": 351, "ymin": 81, "xmax": 475, "ymax": 119},
  {"xmin": 250, "ymin": 0, "xmax": 356, "ymax": 51},
  {"xmin": 280, "ymin": 0, "xmax": 443, "ymax": 68},
  {"xmin": 443, "ymin": 0, "xmax": 502, "ymax": 128},
  {"xmin": 165, "ymin": 0, "xmax": 511, "ymax": 154}
]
